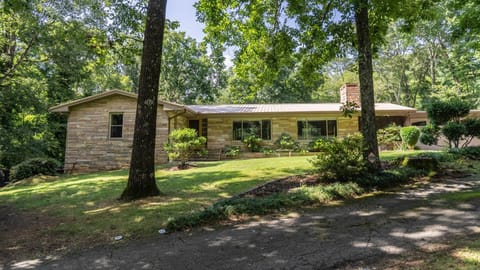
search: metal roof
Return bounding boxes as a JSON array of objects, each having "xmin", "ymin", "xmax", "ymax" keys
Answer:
[
  {"xmin": 187, "ymin": 103, "xmax": 417, "ymax": 115},
  {"xmin": 49, "ymin": 89, "xmax": 418, "ymax": 115}
]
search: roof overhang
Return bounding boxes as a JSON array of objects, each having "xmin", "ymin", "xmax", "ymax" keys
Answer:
[
  {"xmin": 185, "ymin": 103, "xmax": 418, "ymax": 116},
  {"xmin": 49, "ymin": 90, "xmax": 192, "ymax": 113}
]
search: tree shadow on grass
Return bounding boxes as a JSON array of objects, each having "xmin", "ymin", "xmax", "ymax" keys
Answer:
[{"xmin": 19, "ymin": 177, "xmax": 480, "ymax": 270}]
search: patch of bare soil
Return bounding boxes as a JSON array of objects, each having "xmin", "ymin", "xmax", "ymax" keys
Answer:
[
  {"xmin": 0, "ymin": 206, "xmax": 66, "ymax": 264},
  {"xmin": 237, "ymin": 174, "xmax": 320, "ymax": 198}
]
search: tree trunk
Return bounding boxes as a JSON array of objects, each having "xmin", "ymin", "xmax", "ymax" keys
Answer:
[
  {"xmin": 354, "ymin": 0, "xmax": 381, "ymax": 170},
  {"xmin": 120, "ymin": 0, "xmax": 167, "ymax": 201}
]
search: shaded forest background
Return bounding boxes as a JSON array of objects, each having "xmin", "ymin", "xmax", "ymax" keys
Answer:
[{"xmin": 1, "ymin": 0, "xmax": 479, "ymax": 169}]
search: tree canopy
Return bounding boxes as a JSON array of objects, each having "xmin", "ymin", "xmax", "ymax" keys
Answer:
[{"xmin": 1, "ymin": 0, "xmax": 479, "ymax": 173}]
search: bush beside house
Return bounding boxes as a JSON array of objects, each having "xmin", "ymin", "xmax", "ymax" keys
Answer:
[{"xmin": 164, "ymin": 128, "xmax": 207, "ymax": 169}]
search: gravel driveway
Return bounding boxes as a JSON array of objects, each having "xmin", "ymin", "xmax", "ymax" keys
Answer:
[{"xmin": 5, "ymin": 176, "xmax": 480, "ymax": 270}]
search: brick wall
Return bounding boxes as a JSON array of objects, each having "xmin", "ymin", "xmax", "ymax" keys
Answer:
[{"xmin": 340, "ymin": 83, "xmax": 361, "ymax": 105}]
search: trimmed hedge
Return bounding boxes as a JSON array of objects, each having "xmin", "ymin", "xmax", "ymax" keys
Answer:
[
  {"xmin": 400, "ymin": 126, "xmax": 420, "ymax": 150},
  {"xmin": 10, "ymin": 158, "xmax": 61, "ymax": 181}
]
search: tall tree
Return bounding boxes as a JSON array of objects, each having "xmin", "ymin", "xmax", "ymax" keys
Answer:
[
  {"xmin": 354, "ymin": 0, "xmax": 380, "ymax": 169},
  {"xmin": 158, "ymin": 21, "xmax": 226, "ymax": 104},
  {"xmin": 120, "ymin": 0, "xmax": 167, "ymax": 201},
  {"xmin": 197, "ymin": 0, "xmax": 432, "ymax": 168}
]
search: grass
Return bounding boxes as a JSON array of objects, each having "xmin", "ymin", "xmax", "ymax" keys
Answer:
[
  {"xmin": 397, "ymin": 235, "xmax": 480, "ymax": 269},
  {"xmin": 0, "ymin": 150, "xmax": 446, "ymax": 253},
  {"xmin": 379, "ymin": 149, "xmax": 442, "ymax": 161},
  {"xmin": 435, "ymin": 189, "xmax": 480, "ymax": 202},
  {"xmin": 0, "ymin": 156, "xmax": 313, "ymax": 242}
]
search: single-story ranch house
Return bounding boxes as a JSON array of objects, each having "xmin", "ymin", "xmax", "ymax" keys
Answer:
[{"xmin": 49, "ymin": 83, "xmax": 476, "ymax": 173}]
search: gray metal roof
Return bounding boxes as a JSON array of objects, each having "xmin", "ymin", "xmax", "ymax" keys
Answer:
[{"xmin": 187, "ymin": 103, "xmax": 416, "ymax": 115}]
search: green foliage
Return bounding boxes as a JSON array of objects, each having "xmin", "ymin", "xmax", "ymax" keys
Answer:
[
  {"xmin": 450, "ymin": 146, "xmax": 480, "ymax": 160},
  {"xmin": 442, "ymin": 121, "xmax": 467, "ymax": 148},
  {"xmin": 242, "ymin": 135, "xmax": 262, "ymax": 152},
  {"xmin": 261, "ymin": 147, "xmax": 275, "ymax": 156},
  {"xmin": 420, "ymin": 124, "xmax": 440, "ymax": 146},
  {"xmin": 340, "ymin": 101, "xmax": 360, "ymax": 119},
  {"xmin": 401, "ymin": 156, "xmax": 439, "ymax": 171},
  {"xmin": 424, "ymin": 98, "xmax": 478, "ymax": 149},
  {"xmin": 462, "ymin": 118, "xmax": 480, "ymax": 147},
  {"xmin": 167, "ymin": 182, "xmax": 364, "ymax": 231},
  {"xmin": 377, "ymin": 125, "xmax": 402, "ymax": 150},
  {"xmin": 10, "ymin": 158, "xmax": 61, "ymax": 182},
  {"xmin": 308, "ymin": 137, "xmax": 332, "ymax": 152},
  {"xmin": 274, "ymin": 133, "xmax": 299, "ymax": 151},
  {"xmin": 164, "ymin": 128, "xmax": 207, "ymax": 168},
  {"xmin": 309, "ymin": 134, "xmax": 367, "ymax": 182},
  {"xmin": 223, "ymin": 145, "xmax": 240, "ymax": 158},
  {"xmin": 426, "ymin": 99, "xmax": 472, "ymax": 125},
  {"xmin": 360, "ymin": 167, "xmax": 426, "ymax": 189},
  {"xmin": 159, "ymin": 22, "xmax": 227, "ymax": 104},
  {"xmin": 400, "ymin": 126, "xmax": 420, "ymax": 150}
]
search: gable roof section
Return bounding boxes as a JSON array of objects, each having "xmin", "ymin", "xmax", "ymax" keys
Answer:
[
  {"xmin": 50, "ymin": 89, "xmax": 418, "ymax": 115},
  {"xmin": 187, "ymin": 103, "xmax": 417, "ymax": 115},
  {"xmin": 49, "ymin": 90, "xmax": 187, "ymax": 113}
]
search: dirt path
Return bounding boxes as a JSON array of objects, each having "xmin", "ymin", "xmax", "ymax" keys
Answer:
[{"xmin": 4, "ymin": 176, "xmax": 480, "ymax": 270}]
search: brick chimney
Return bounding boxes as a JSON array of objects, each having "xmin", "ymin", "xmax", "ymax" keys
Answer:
[{"xmin": 340, "ymin": 83, "xmax": 360, "ymax": 105}]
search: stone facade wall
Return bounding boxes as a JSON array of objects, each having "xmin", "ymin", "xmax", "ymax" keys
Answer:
[
  {"xmin": 204, "ymin": 114, "xmax": 360, "ymax": 151},
  {"xmin": 64, "ymin": 95, "xmax": 168, "ymax": 173},
  {"xmin": 337, "ymin": 116, "xmax": 360, "ymax": 137}
]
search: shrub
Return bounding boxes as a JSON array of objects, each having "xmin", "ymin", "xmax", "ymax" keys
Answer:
[
  {"xmin": 359, "ymin": 167, "xmax": 425, "ymax": 189},
  {"xmin": 377, "ymin": 125, "xmax": 402, "ymax": 150},
  {"xmin": 420, "ymin": 124, "xmax": 440, "ymax": 146},
  {"xmin": 261, "ymin": 147, "xmax": 274, "ymax": 156},
  {"xmin": 167, "ymin": 182, "xmax": 364, "ymax": 231},
  {"xmin": 242, "ymin": 134, "xmax": 262, "ymax": 152},
  {"xmin": 223, "ymin": 145, "xmax": 240, "ymax": 158},
  {"xmin": 10, "ymin": 158, "xmax": 61, "ymax": 181},
  {"xmin": 401, "ymin": 156, "xmax": 439, "ymax": 171},
  {"xmin": 426, "ymin": 98, "xmax": 471, "ymax": 125},
  {"xmin": 274, "ymin": 133, "xmax": 299, "ymax": 151},
  {"xmin": 308, "ymin": 137, "xmax": 332, "ymax": 152},
  {"xmin": 442, "ymin": 121, "xmax": 466, "ymax": 148},
  {"xmin": 309, "ymin": 133, "xmax": 367, "ymax": 182},
  {"xmin": 400, "ymin": 126, "xmax": 420, "ymax": 150},
  {"xmin": 450, "ymin": 146, "xmax": 480, "ymax": 160},
  {"xmin": 462, "ymin": 118, "xmax": 480, "ymax": 147},
  {"xmin": 164, "ymin": 128, "xmax": 207, "ymax": 168}
]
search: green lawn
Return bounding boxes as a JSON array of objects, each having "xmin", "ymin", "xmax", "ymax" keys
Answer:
[
  {"xmin": 379, "ymin": 149, "xmax": 441, "ymax": 160},
  {"xmin": 0, "ymin": 151, "xmax": 438, "ymax": 246},
  {"xmin": 0, "ymin": 156, "xmax": 313, "ymax": 242}
]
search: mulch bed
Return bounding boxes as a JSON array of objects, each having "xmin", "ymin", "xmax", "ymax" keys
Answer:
[{"xmin": 236, "ymin": 174, "xmax": 320, "ymax": 198}]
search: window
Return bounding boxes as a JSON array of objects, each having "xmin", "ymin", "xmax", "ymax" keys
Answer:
[
  {"xmin": 233, "ymin": 120, "xmax": 271, "ymax": 140},
  {"xmin": 201, "ymin": 119, "xmax": 208, "ymax": 138},
  {"xmin": 110, "ymin": 113, "xmax": 123, "ymax": 138},
  {"xmin": 297, "ymin": 120, "xmax": 337, "ymax": 140}
]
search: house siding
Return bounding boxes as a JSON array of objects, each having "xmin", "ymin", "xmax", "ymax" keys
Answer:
[{"xmin": 64, "ymin": 95, "xmax": 168, "ymax": 173}]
